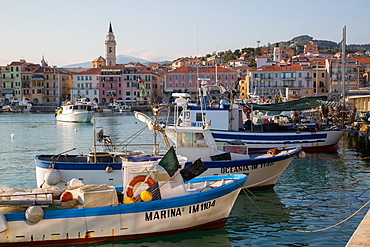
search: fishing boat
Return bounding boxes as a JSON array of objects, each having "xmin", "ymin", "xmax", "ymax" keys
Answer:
[
  {"xmin": 55, "ymin": 99, "xmax": 94, "ymax": 123},
  {"xmin": 8, "ymin": 99, "xmax": 32, "ymax": 112},
  {"xmin": 35, "ymin": 106, "xmax": 304, "ymax": 190},
  {"xmin": 169, "ymin": 81, "xmax": 345, "ymax": 152},
  {"xmin": 1, "ymin": 151, "xmax": 246, "ymax": 246}
]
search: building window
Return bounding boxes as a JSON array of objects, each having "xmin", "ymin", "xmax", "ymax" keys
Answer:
[
  {"xmin": 169, "ymin": 82, "xmax": 172, "ymax": 87},
  {"xmin": 86, "ymin": 90, "xmax": 89, "ymax": 95},
  {"xmin": 127, "ymin": 82, "xmax": 130, "ymax": 87},
  {"xmin": 126, "ymin": 91, "xmax": 131, "ymax": 96},
  {"xmin": 182, "ymin": 82, "xmax": 185, "ymax": 87}
]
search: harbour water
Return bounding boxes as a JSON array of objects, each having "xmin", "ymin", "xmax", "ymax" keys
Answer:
[{"xmin": 1, "ymin": 112, "xmax": 370, "ymax": 246}]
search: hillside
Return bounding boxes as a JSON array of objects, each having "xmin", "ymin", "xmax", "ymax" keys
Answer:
[{"xmin": 275, "ymin": 35, "xmax": 370, "ymax": 53}]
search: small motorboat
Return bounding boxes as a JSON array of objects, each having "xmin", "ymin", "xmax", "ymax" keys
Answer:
[{"xmin": 55, "ymin": 99, "xmax": 94, "ymax": 123}]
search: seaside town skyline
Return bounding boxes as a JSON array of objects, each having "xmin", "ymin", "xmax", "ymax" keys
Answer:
[{"xmin": 1, "ymin": 0, "xmax": 370, "ymax": 66}]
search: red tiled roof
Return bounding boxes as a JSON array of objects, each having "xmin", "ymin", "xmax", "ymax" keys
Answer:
[
  {"xmin": 10, "ymin": 62, "xmax": 23, "ymax": 66},
  {"xmin": 169, "ymin": 66, "xmax": 238, "ymax": 74},
  {"xmin": 76, "ymin": 68, "xmax": 101, "ymax": 74}
]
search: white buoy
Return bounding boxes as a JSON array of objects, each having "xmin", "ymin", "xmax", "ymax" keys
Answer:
[
  {"xmin": 44, "ymin": 169, "xmax": 62, "ymax": 186},
  {"xmin": 11, "ymin": 134, "xmax": 15, "ymax": 139},
  {"xmin": 68, "ymin": 178, "xmax": 84, "ymax": 187},
  {"xmin": 25, "ymin": 205, "xmax": 44, "ymax": 223},
  {"xmin": 106, "ymin": 165, "xmax": 113, "ymax": 173},
  {"xmin": 74, "ymin": 129, "xmax": 77, "ymax": 132},
  {"xmin": 298, "ymin": 151, "xmax": 306, "ymax": 159}
]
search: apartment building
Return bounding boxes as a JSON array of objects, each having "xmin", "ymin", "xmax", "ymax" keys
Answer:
[
  {"xmin": 164, "ymin": 66, "xmax": 239, "ymax": 102},
  {"xmin": 248, "ymin": 63, "xmax": 314, "ymax": 99},
  {"xmin": 71, "ymin": 68, "xmax": 101, "ymax": 102},
  {"xmin": 1, "ymin": 61, "xmax": 23, "ymax": 102},
  {"xmin": 326, "ymin": 58, "xmax": 366, "ymax": 93}
]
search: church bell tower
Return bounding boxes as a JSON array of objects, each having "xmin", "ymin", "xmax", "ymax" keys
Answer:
[{"xmin": 105, "ymin": 22, "xmax": 117, "ymax": 66}]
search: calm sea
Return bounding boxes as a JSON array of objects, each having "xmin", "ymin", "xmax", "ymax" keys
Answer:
[{"xmin": 1, "ymin": 112, "xmax": 370, "ymax": 247}]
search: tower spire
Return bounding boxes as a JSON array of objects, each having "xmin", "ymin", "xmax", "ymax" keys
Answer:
[
  {"xmin": 109, "ymin": 21, "xmax": 113, "ymax": 33},
  {"xmin": 105, "ymin": 21, "xmax": 117, "ymax": 66}
]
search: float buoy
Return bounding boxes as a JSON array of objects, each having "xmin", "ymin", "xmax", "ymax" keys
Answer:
[
  {"xmin": 123, "ymin": 197, "xmax": 135, "ymax": 204},
  {"xmin": 25, "ymin": 205, "xmax": 43, "ymax": 223},
  {"xmin": 68, "ymin": 178, "xmax": 84, "ymax": 187},
  {"xmin": 44, "ymin": 169, "xmax": 62, "ymax": 186},
  {"xmin": 11, "ymin": 134, "xmax": 15, "ymax": 139},
  {"xmin": 298, "ymin": 151, "xmax": 306, "ymax": 159},
  {"xmin": 105, "ymin": 165, "xmax": 113, "ymax": 173},
  {"xmin": 60, "ymin": 191, "xmax": 73, "ymax": 202},
  {"xmin": 140, "ymin": 191, "xmax": 153, "ymax": 202}
]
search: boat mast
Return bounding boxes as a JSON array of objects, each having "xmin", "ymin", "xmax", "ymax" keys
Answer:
[
  {"xmin": 341, "ymin": 25, "xmax": 346, "ymax": 100},
  {"xmin": 341, "ymin": 26, "xmax": 346, "ymax": 126},
  {"xmin": 93, "ymin": 117, "xmax": 97, "ymax": 163}
]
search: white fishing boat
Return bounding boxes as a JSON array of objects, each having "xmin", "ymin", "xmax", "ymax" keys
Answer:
[
  {"xmin": 169, "ymin": 81, "xmax": 345, "ymax": 152},
  {"xmin": 1, "ymin": 152, "xmax": 246, "ymax": 246},
  {"xmin": 55, "ymin": 99, "xmax": 94, "ymax": 123}
]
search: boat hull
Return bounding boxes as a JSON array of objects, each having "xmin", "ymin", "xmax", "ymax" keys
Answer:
[
  {"xmin": 211, "ymin": 129, "xmax": 344, "ymax": 152},
  {"xmin": 55, "ymin": 111, "xmax": 93, "ymax": 123},
  {"xmin": 0, "ymin": 176, "xmax": 245, "ymax": 246},
  {"xmin": 35, "ymin": 147, "xmax": 301, "ymax": 190}
]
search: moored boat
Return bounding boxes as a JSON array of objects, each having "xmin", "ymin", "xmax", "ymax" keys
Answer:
[
  {"xmin": 1, "ymin": 153, "xmax": 246, "ymax": 246},
  {"xmin": 169, "ymin": 81, "xmax": 346, "ymax": 152},
  {"xmin": 55, "ymin": 99, "xmax": 94, "ymax": 123},
  {"xmin": 35, "ymin": 108, "xmax": 304, "ymax": 190}
]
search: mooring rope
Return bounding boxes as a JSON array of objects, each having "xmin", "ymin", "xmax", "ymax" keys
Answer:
[
  {"xmin": 243, "ymin": 188, "xmax": 370, "ymax": 233},
  {"xmin": 306, "ymin": 154, "xmax": 370, "ymax": 161},
  {"xmin": 242, "ymin": 172, "xmax": 370, "ymax": 232}
]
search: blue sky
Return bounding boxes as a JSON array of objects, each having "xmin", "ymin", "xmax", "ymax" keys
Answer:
[{"xmin": 1, "ymin": 0, "xmax": 370, "ymax": 67}]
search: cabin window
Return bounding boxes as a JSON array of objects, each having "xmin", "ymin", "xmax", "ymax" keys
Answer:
[
  {"xmin": 196, "ymin": 113, "xmax": 204, "ymax": 121},
  {"xmin": 177, "ymin": 132, "xmax": 208, "ymax": 147}
]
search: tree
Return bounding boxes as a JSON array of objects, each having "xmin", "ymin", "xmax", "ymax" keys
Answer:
[{"xmin": 233, "ymin": 49, "xmax": 241, "ymax": 57}]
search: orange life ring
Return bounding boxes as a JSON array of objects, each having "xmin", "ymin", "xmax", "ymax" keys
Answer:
[
  {"xmin": 126, "ymin": 175, "xmax": 156, "ymax": 198},
  {"xmin": 209, "ymin": 100, "xmax": 220, "ymax": 108}
]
